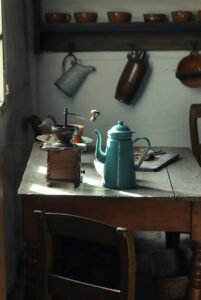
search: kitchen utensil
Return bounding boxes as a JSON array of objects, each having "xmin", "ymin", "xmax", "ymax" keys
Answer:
[
  {"xmin": 51, "ymin": 124, "xmax": 78, "ymax": 146},
  {"xmin": 171, "ymin": 11, "xmax": 192, "ymax": 22},
  {"xmin": 115, "ymin": 50, "xmax": 148, "ymax": 104},
  {"xmin": 45, "ymin": 13, "xmax": 71, "ymax": 24},
  {"xmin": 74, "ymin": 12, "xmax": 97, "ymax": 23},
  {"xmin": 176, "ymin": 48, "xmax": 201, "ymax": 88},
  {"xmin": 138, "ymin": 153, "xmax": 179, "ymax": 172},
  {"xmin": 107, "ymin": 11, "xmax": 131, "ymax": 23},
  {"xmin": 94, "ymin": 120, "xmax": 151, "ymax": 189},
  {"xmin": 50, "ymin": 108, "xmax": 78, "ymax": 146},
  {"xmin": 55, "ymin": 53, "xmax": 96, "ymax": 97},
  {"xmin": 143, "ymin": 14, "xmax": 166, "ymax": 22}
]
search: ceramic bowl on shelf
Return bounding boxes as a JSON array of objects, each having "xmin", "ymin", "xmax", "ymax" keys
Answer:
[
  {"xmin": 171, "ymin": 11, "xmax": 192, "ymax": 22},
  {"xmin": 74, "ymin": 12, "xmax": 98, "ymax": 23},
  {"xmin": 143, "ymin": 13, "xmax": 167, "ymax": 22},
  {"xmin": 107, "ymin": 11, "xmax": 132, "ymax": 23},
  {"xmin": 45, "ymin": 12, "xmax": 71, "ymax": 24}
]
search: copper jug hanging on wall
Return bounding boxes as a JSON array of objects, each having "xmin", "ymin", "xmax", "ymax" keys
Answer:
[
  {"xmin": 176, "ymin": 48, "xmax": 201, "ymax": 88},
  {"xmin": 115, "ymin": 50, "xmax": 148, "ymax": 104}
]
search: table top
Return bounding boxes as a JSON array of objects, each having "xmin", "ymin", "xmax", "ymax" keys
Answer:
[{"xmin": 18, "ymin": 142, "xmax": 201, "ymax": 200}]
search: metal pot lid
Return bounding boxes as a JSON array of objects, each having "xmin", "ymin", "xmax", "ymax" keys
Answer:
[{"xmin": 108, "ymin": 120, "xmax": 133, "ymax": 139}]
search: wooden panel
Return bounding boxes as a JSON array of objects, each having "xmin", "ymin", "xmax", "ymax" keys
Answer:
[
  {"xmin": 42, "ymin": 196, "xmax": 191, "ymax": 233},
  {"xmin": 47, "ymin": 148, "xmax": 81, "ymax": 182},
  {"xmin": 23, "ymin": 195, "xmax": 43, "ymax": 240},
  {"xmin": 191, "ymin": 202, "xmax": 201, "ymax": 242}
]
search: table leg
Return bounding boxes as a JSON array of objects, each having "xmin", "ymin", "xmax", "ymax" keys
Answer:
[
  {"xmin": 187, "ymin": 241, "xmax": 201, "ymax": 300},
  {"xmin": 24, "ymin": 240, "xmax": 38, "ymax": 300}
]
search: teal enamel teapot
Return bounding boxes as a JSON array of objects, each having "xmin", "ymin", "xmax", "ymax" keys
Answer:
[{"xmin": 94, "ymin": 121, "xmax": 151, "ymax": 189}]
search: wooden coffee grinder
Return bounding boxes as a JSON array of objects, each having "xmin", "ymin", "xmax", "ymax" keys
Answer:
[{"xmin": 44, "ymin": 108, "xmax": 82, "ymax": 187}]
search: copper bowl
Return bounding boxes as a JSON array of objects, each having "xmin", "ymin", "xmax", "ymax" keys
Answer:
[
  {"xmin": 107, "ymin": 12, "xmax": 131, "ymax": 23},
  {"xmin": 74, "ymin": 12, "xmax": 97, "ymax": 23},
  {"xmin": 51, "ymin": 125, "xmax": 79, "ymax": 146},
  {"xmin": 143, "ymin": 14, "xmax": 166, "ymax": 22},
  {"xmin": 45, "ymin": 13, "xmax": 71, "ymax": 24},
  {"xmin": 176, "ymin": 52, "xmax": 201, "ymax": 88},
  {"xmin": 69, "ymin": 124, "xmax": 85, "ymax": 143},
  {"xmin": 171, "ymin": 11, "xmax": 192, "ymax": 22}
]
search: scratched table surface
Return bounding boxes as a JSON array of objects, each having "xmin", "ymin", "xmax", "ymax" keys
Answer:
[{"xmin": 18, "ymin": 142, "xmax": 201, "ymax": 200}]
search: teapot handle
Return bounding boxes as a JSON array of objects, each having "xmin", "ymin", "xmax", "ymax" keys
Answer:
[
  {"xmin": 133, "ymin": 137, "xmax": 151, "ymax": 169},
  {"xmin": 61, "ymin": 53, "xmax": 78, "ymax": 74}
]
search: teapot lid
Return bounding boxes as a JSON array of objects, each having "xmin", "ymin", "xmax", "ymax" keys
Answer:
[{"xmin": 108, "ymin": 120, "xmax": 133, "ymax": 139}]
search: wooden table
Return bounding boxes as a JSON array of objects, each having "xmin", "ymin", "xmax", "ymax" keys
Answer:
[{"xmin": 18, "ymin": 142, "xmax": 201, "ymax": 300}]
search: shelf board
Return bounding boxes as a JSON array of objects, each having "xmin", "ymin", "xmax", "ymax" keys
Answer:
[
  {"xmin": 35, "ymin": 22, "xmax": 201, "ymax": 53},
  {"xmin": 41, "ymin": 22, "xmax": 201, "ymax": 33}
]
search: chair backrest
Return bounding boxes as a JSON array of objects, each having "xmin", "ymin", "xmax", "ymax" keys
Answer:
[
  {"xmin": 34, "ymin": 210, "xmax": 135, "ymax": 300},
  {"xmin": 189, "ymin": 103, "xmax": 201, "ymax": 165}
]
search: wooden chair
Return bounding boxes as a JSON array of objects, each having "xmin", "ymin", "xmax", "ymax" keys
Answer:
[
  {"xmin": 33, "ymin": 210, "xmax": 136, "ymax": 300},
  {"xmin": 165, "ymin": 104, "xmax": 201, "ymax": 251},
  {"xmin": 189, "ymin": 103, "xmax": 201, "ymax": 165}
]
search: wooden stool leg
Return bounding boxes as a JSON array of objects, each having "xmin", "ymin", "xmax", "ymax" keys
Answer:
[{"xmin": 187, "ymin": 241, "xmax": 201, "ymax": 300}]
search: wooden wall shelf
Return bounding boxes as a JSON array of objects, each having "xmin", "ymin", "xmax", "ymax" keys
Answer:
[
  {"xmin": 34, "ymin": 22, "xmax": 201, "ymax": 53},
  {"xmin": 33, "ymin": 1, "xmax": 201, "ymax": 53}
]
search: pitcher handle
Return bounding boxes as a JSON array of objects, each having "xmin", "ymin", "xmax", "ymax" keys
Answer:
[
  {"xmin": 61, "ymin": 53, "xmax": 77, "ymax": 74},
  {"xmin": 133, "ymin": 137, "xmax": 151, "ymax": 169}
]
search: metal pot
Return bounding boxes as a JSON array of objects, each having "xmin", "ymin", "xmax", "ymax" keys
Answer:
[{"xmin": 176, "ymin": 50, "xmax": 201, "ymax": 88}]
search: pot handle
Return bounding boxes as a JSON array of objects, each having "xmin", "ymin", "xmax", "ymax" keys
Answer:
[
  {"xmin": 61, "ymin": 53, "xmax": 77, "ymax": 74},
  {"xmin": 176, "ymin": 71, "xmax": 201, "ymax": 79},
  {"xmin": 133, "ymin": 137, "xmax": 151, "ymax": 169}
]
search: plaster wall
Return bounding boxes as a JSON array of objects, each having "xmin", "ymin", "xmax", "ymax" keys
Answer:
[
  {"xmin": 36, "ymin": 0, "xmax": 201, "ymax": 148},
  {"xmin": 38, "ymin": 51, "xmax": 201, "ymax": 148}
]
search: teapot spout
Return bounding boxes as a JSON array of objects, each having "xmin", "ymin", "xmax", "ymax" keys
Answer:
[{"xmin": 94, "ymin": 129, "xmax": 106, "ymax": 163}]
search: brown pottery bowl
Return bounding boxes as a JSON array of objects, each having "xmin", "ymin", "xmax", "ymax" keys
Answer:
[
  {"xmin": 143, "ymin": 14, "xmax": 166, "ymax": 22},
  {"xmin": 171, "ymin": 11, "xmax": 192, "ymax": 22},
  {"xmin": 107, "ymin": 11, "xmax": 131, "ymax": 23},
  {"xmin": 74, "ymin": 12, "xmax": 97, "ymax": 23},
  {"xmin": 45, "ymin": 13, "xmax": 71, "ymax": 24}
]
